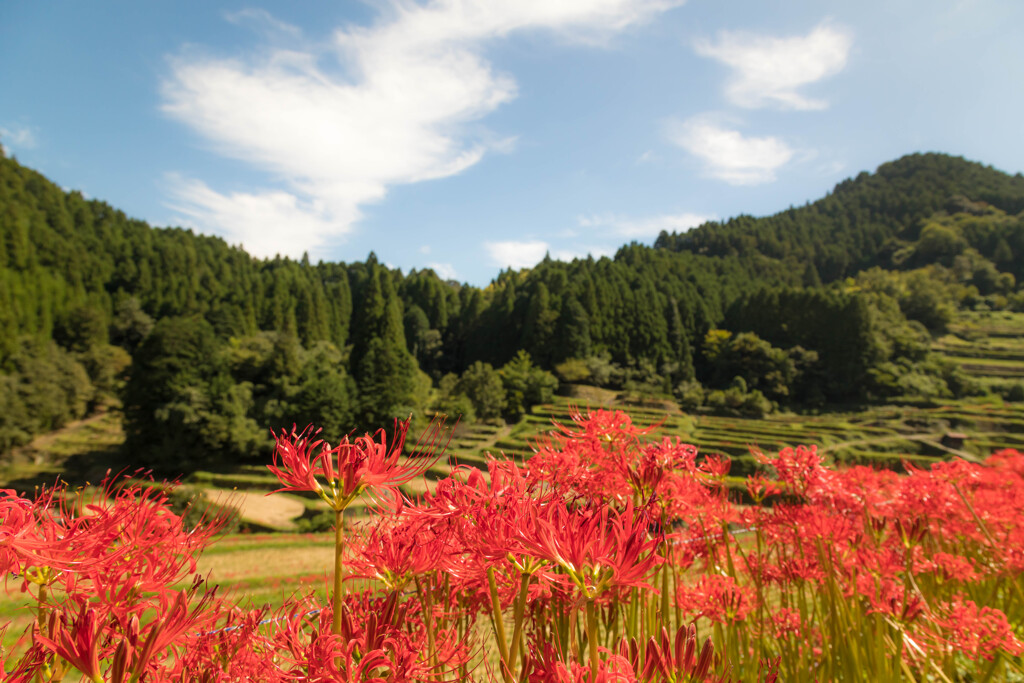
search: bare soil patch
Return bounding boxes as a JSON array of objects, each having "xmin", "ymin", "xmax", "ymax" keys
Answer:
[
  {"xmin": 197, "ymin": 545, "xmax": 334, "ymax": 582},
  {"xmin": 203, "ymin": 489, "xmax": 305, "ymax": 531}
]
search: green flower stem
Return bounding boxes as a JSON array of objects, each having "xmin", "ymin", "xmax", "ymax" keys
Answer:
[
  {"xmin": 35, "ymin": 582, "xmax": 48, "ymax": 630},
  {"xmin": 416, "ymin": 576, "xmax": 438, "ymax": 672},
  {"xmin": 487, "ymin": 567, "xmax": 512, "ymax": 683},
  {"xmin": 507, "ymin": 572, "xmax": 532, "ymax": 676},
  {"xmin": 332, "ymin": 507, "xmax": 345, "ymax": 635},
  {"xmin": 586, "ymin": 599, "xmax": 599, "ymax": 682}
]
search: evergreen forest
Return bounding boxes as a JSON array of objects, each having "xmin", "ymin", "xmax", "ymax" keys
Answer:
[{"xmin": 3, "ymin": 149, "xmax": 1024, "ymax": 472}]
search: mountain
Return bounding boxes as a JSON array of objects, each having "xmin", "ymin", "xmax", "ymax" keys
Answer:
[
  {"xmin": 2, "ymin": 149, "xmax": 1022, "ymax": 465},
  {"xmin": 655, "ymin": 152, "xmax": 1024, "ymax": 283}
]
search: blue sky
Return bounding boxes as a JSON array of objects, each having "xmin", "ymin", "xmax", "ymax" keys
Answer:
[{"xmin": 2, "ymin": 0, "xmax": 1022, "ymax": 285}]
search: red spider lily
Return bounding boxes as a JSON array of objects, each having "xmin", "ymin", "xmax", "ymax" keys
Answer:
[
  {"xmin": 1, "ymin": 486, "xmax": 122, "ymax": 577},
  {"xmin": 34, "ymin": 603, "xmax": 105, "ymax": 682},
  {"xmin": 769, "ymin": 608, "xmax": 803, "ymax": 639},
  {"xmin": 524, "ymin": 641, "xmax": 639, "ymax": 683},
  {"xmin": 676, "ymin": 575, "xmax": 756, "ymax": 624},
  {"xmin": 7, "ymin": 415, "xmax": 1024, "ymax": 681},
  {"xmin": 0, "ymin": 628, "xmax": 43, "ymax": 683},
  {"xmin": 697, "ymin": 454, "xmax": 731, "ymax": 482},
  {"xmin": 517, "ymin": 500, "xmax": 663, "ymax": 598},
  {"xmin": 530, "ymin": 408, "xmax": 718, "ymax": 522},
  {"xmin": 5, "ymin": 480, "xmax": 224, "ymax": 606},
  {"xmin": 130, "ymin": 585, "xmax": 221, "ymax": 676},
  {"xmin": 171, "ymin": 606, "xmax": 280, "ymax": 682},
  {"xmin": 272, "ymin": 416, "xmax": 454, "ymax": 637},
  {"xmin": 528, "ymin": 407, "xmax": 663, "ymax": 508},
  {"xmin": 349, "ymin": 514, "xmax": 451, "ymax": 590},
  {"xmin": 0, "ymin": 489, "xmax": 36, "ymax": 573},
  {"xmin": 745, "ymin": 473, "xmax": 781, "ymax": 504},
  {"xmin": 931, "ymin": 597, "xmax": 1024, "ymax": 661},
  {"xmin": 914, "ymin": 550, "xmax": 979, "ymax": 582},
  {"xmin": 271, "ymin": 590, "xmax": 468, "ymax": 682},
  {"xmin": 415, "ymin": 460, "xmax": 563, "ymax": 620},
  {"xmin": 82, "ymin": 486, "xmax": 225, "ymax": 609},
  {"xmin": 755, "ymin": 445, "xmax": 822, "ymax": 498},
  {"xmin": 617, "ymin": 624, "xmax": 719, "ymax": 683},
  {"xmin": 268, "ymin": 415, "xmax": 452, "ymax": 511},
  {"xmin": 625, "ymin": 438, "xmax": 701, "ymax": 499},
  {"xmin": 555, "ymin": 406, "xmax": 661, "ymax": 443}
]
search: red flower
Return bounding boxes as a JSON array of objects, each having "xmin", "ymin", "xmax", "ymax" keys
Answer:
[
  {"xmin": 618, "ymin": 624, "xmax": 719, "ymax": 683},
  {"xmin": 350, "ymin": 514, "xmax": 450, "ymax": 590},
  {"xmin": 676, "ymin": 574, "xmax": 756, "ymax": 624},
  {"xmin": 517, "ymin": 500, "xmax": 663, "ymax": 598},
  {"xmin": 932, "ymin": 597, "xmax": 1024, "ymax": 660},
  {"xmin": 35, "ymin": 603, "xmax": 105, "ymax": 682},
  {"xmin": 525, "ymin": 641, "xmax": 639, "ymax": 683},
  {"xmin": 269, "ymin": 415, "xmax": 451, "ymax": 511}
]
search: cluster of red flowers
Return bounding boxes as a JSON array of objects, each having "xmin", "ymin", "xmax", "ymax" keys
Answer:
[
  {"xmin": 3, "ymin": 408, "xmax": 1022, "ymax": 681},
  {"xmin": 1, "ymin": 482, "xmax": 223, "ymax": 681}
]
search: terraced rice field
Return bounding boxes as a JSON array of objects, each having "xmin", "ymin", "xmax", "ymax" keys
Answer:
[
  {"xmin": 936, "ymin": 311, "xmax": 1024, "ymax": 378},
  {"xmin": 482, "ymin": 397, "xmax": 1024, "ymax": 476}
]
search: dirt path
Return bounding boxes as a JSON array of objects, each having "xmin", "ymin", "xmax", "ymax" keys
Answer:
[{"xmin": 203, "ymin": 489, "xmax": 306, "ymax": 531}]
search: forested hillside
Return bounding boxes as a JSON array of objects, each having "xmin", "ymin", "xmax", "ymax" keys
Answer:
[
  {"xmin": 656, "ymin": 153, "xmax": 1024, "ymax": 283},
  {"xmin": 3, "ymin": 149, "xmax": 1023, "ymax": 470}
]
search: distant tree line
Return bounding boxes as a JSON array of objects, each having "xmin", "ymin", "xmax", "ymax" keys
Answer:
[{"xmin": 2, "ymin": 149, "xmax": 1023, "ymax": 468}]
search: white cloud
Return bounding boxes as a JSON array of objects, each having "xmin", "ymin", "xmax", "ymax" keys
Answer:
[
  {"xmin": 161, "ymin": 0, "xmax": 681, "ymax": 258},
  {"xmin": 485, "ymin": 240, "xmax": 549, "ymax": 269},
  {"xmin": 695, "ymin": 23, "xmax": 852, "ymax": 110},
  {"xmin": 667, "ymin": 117, "xmax": 794, "ymax": 185},
  {"xmin": 0, "ymin": 124, "xmax": 37, "ymax": 151},
  {"xmin": 578, "ymin": 211, "xmax": 712, "ymax": 238},
  {"xmin": 166, "ymin": 174, "xmax": 341, "ymax": 258},
  {"xmin": 484, "ymin": 239, "xmax": 614, "ymax": 269},
  {"xmin": 427, "ymin": 262, "xmax": 459, "ymax": 280}
]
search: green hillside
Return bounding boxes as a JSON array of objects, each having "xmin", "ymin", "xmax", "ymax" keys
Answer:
[{"xmin": 2, "ymin": 149, "xmax": 1023, "ymax": 473}]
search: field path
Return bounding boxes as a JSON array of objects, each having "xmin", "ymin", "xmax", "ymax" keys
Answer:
[{"xmin": 204, "ymin": 489, "xmax": 305, "ymax": 530}]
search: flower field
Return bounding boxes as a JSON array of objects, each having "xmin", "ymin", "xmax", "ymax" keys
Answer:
[{"xmin": 3, "ymin": 408, "xmax": 1024, "ymax": 681}]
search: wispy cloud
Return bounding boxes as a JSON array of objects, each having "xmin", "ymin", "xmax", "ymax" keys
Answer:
[
  {"xmin": 223, "ymin": 9, "xmax": 302, "ymax": 40},
  {"xmin": 161, "ymin": 0, "xmax": 681, "ymax": 258},
  {"xmin": 578, "ymin": 211, "xmax": 712, "ymax": 238},
  {"xmin": 484, "ymin": 240, "xmax": 550, "ymax": 270},
  {"xmin": 667, "ymin": 117, "xmax": 794, "ymax": 185},
  {"xmin": 0, "ymin": 124, "xmax": 37, "ymax": 151},
  {"xmin": 695, "ymin": 23, "xmax": 852, "ymax": 110}
]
